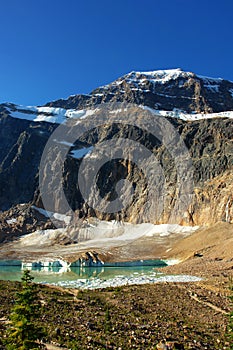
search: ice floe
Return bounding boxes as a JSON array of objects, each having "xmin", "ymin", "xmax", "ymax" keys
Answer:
[{"xmin": 48, "ymin": 272, "xmax": 202, "ymax": 290}]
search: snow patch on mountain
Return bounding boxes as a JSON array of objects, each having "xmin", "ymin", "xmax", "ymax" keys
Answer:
[
  {"xmin": 203, "ymin": 84, "xmax": 220, "ymax": 92},
  {"xmin": 197, "ymin": 74, "xmax": 223, "ymax": 82},
  {"xmin": 5, "ymin": 104, "xmax": 97, "ymax": 124},
  {"xmin": 70, "ymin": 146, "xmax": 93, "ymax": 159},
  {"xmin": 53, "ymin": 139, "xmax": 74, "ymax": 147},
  {"xmin": 106, "ymin": 68, "xmax": 194, "ymax": 89},
  {"xmin": 132, "ymin": 68, "xmax": 194, "ymax": 83},
  {"xmin": 6, "ymin": 218, "xmax": 17, "ymax": 225},
  {"xmin": 141, "ymin": 106, "xmax": 233, "ymax": 120},
  {"xmin": 32, "ymin": 205, "xmax": 71, "ymax": 225}
]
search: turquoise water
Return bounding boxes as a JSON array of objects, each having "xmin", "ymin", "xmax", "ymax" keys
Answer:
[
  {"xmin": 0, "ymin": 260, "xmax": 202, "ymax": 289},
  {"xmin": 0, "ymin": 260, "xmax": 165, "ymax": 285}
]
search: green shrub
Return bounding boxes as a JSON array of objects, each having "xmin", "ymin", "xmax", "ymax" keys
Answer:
[{"xmin": 5, "ymin": 270, "xmax": 46, "ymax": 350}]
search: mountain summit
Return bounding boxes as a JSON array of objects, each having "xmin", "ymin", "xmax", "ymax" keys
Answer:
[
  {"xmin": 1, "ymin": 69, "xmax": 233, "ymax": 124},
  {"xmin": 44, "ymin": 68, "xmax": 233, "ymax": 114}
]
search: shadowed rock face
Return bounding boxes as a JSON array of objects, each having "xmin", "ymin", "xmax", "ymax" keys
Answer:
[
  {"xmin": 0, "ymin": 70, "xmax": 232, "ymax": 241},
  {"xmin": 0, "ymin": 115, "xmax": 57, "ymax": 210}
]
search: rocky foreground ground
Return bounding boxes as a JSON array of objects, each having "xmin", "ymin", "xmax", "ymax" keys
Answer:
[{"xmin": 0, "ymin": 263, "xmax": 232, "ymax": 350}]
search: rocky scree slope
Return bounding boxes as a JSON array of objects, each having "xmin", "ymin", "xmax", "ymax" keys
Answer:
[{"xmin": 0, "ymin": 69, "xmax": 232, "ymax": 242}]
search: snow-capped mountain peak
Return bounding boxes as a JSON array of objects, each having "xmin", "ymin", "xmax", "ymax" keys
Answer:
[
  {"xmin": 123, "ymin": 68, "xmax": 194, "ymax": 83},
  {"xmin": 2, "ymin": 69, "xmax": 233, "ymax": 123},
  {"xmin": 102, "ymin": 68, "xmax": 193, "ymax": 88},
  {"xmin": 106, "ymin": 68, "xmax": 226, "ymax": 89}
]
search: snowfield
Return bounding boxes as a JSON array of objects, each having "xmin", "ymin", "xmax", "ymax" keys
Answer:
[
  {"xmin": 32, "ymin": 205, "xmax": 71, "ymax": 225},
  {"xmin": 4, "ymin": 104, "xmax": 98, "ymax": 124},
  {"xmin": 17, "ymin": 218, "xmax": 199, "ymax": 247}
]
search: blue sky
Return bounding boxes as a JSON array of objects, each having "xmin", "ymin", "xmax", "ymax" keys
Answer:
[{"xmin": 0, "ymin": 0, "xmax": 233, "ymax": 105}]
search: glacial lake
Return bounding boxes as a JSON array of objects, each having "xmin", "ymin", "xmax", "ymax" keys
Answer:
[{"xmin": 0, "ymin": 260, "xmax": 202, "ymax": 289}]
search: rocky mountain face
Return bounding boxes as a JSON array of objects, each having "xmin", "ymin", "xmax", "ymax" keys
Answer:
[
  {"xmin": 44, "ymin": 69, "xmax": 233, "ymax": 113},
  {"xmin": 0, "ymin": 69, "xmax": 232, "ymax": 242}
]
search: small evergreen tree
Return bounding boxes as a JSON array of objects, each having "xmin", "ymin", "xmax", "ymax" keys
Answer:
[{"xmin": 5, "ymin": 269, "xmax": 46, "ymax": 350}]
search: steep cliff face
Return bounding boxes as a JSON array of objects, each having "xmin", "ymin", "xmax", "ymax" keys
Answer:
[
  {"xmin": 190, "ymin": 170, "xmax": 233, "ymax": 225},
  {"xmin": 0, "ymin": 69, "xmax": 232, "ymax": 241},
  {"xmin": 0, "ymin": 115, "xmax": 56, "ymax": 210},
  {"xmin": 61, "ymin": 116, "xmax": 232, "ymax": 226}
]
